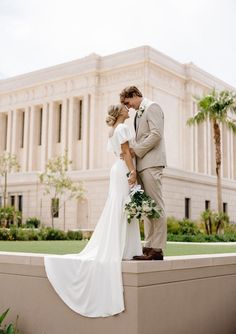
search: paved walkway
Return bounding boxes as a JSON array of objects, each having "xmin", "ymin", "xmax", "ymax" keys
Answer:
[{"xmin": 167, "ymin": 241, "xmax": 236, "ymax": 245}]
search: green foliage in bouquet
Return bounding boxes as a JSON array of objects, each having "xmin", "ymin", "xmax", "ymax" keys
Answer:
[{"xmin": 124, "ymin": 185, "xmax": 161, "ymax": 224}]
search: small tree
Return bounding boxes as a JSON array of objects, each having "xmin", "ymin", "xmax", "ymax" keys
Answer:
[
  {"xmin": 201, "ymin": 209, "xmax": 213, "ymax": 235},
  {"xmin": 201, "ymin": 209, "xmax": 229, "ymax": 235},
  {"xmin": 0, "ymin": 152, "xmax": 20, "ymax": 208},
  {"xmin": 39, "ymin": 151, "xmax": 85, "ymax": 228},
  {"xmin": 187, "ymin": 89, "xmax": 236, "ymax": 231}
]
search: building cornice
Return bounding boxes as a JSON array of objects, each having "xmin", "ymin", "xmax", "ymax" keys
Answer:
[
  {"xmin": 165, "ymin": 167, "xmax": 236, "ymax": 190},
  {"xmin": 1, "ymin": 45, "xmax": 235, "ymax": 97},
  {"xmin": 5, "ymin": 168, "xmax": 236, "ymax": 191},
  {"xmin": 0, "ymin": 53, "xmax": 101, "ymax": 95}
]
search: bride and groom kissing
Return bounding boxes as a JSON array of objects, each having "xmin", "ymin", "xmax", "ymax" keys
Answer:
[
  {"xmin": 117, "ymin": 85, "xmax": 167, "ymax": 260},
  {"xmin": 44, "ymin": 85, "xmax": 167, "ymax": 318}
]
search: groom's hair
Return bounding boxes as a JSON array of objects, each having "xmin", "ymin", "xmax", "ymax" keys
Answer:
[{"xmin": 120, "ymin": 86, "xmax": 143, "ymax": 103}]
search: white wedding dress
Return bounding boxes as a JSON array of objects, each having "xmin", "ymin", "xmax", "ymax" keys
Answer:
[{"xmin": 44, "ymin": 123, "xmax": 142, "ymax": 317}]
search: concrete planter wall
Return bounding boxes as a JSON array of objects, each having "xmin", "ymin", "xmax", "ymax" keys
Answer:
[{"xmin": 0, "ymin": 252, "xmax": 236, "ymax": 334}]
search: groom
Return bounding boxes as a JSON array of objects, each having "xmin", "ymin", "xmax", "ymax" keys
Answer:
[{"xmin": 120, "ymin": 86, "xmax": 167, "ymax": 260}]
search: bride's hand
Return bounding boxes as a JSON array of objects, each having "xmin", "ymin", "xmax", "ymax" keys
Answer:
[{"xmin": 128, "ymin": 170, "xmax": 137, "ymax": 186}]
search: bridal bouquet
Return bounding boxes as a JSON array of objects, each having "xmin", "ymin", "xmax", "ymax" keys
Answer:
[{"xmin": 124, "ymin": 185, "xmax": 161, "ymax": 224}]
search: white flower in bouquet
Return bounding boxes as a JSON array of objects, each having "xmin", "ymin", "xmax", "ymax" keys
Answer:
[{"xmin": 124, "ymin": 185, "xmax": 161, "ymax": 223}]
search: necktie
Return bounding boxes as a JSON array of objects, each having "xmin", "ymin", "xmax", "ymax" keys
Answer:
[{"xmin": 134, "ymin": 112, "xmax": 138, "ymax": 131}]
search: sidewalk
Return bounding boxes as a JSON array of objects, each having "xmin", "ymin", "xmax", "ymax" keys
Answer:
[{"xmin": 167, "ymin": 241, "xmax": 236, "ymax": 245}]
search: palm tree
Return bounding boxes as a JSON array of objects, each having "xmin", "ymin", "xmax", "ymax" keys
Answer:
[{"xmin": 187, "ymin": 89, "xmax": 236, "ymax": 217}]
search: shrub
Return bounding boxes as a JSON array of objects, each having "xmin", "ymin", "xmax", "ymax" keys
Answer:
[
  {"xmin": 178, "ymin": 219, "xmax": 200, "ymax": 235},
  {"xmin": 9, "ymin": 226, "xmax": 18, "ymax": 241},
  {"xmin": 67, "ymin": 230, "xmax": 83, "ymax": 240},
  {"xmin": 26, "ymin": 229, "xmax": 40, "ymax": 241},
  {"xmin": 167, "ymin": 231, "xmax": 236, "ymax": 242},
  {"xmin": 0, "ymin": 207, "xmax": 22, "ymax": 227},
  {"xmin": 0, "ymin": 227, "xmax": 86, "ymax": 241},
  {"xmin": 15, "ymin": 228, "xmax": 28, "ymax": 241},
  {"xmin": 167, "ymin": 217, "xmax": 180, "ymax": 234},
  {"xmin": 41, "ymin": 227, "xmax": 67, "ymax": 240},
  {"xmin": 0, "ymin": 228, "xmax": 10, "ymax": 240},
  {"xmin": 25, "ymin": 217, "xmax": 41, "ymax": 228}
]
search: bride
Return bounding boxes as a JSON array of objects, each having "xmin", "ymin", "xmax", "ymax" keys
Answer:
[{"xmin": 44, "ymin": 104, "xmax": 142, "ymax": 317}]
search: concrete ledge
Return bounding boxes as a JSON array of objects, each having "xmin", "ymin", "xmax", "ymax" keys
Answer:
[{"xmin": 0, "ymin": 252, "xmax": 236, "ymax": 334}]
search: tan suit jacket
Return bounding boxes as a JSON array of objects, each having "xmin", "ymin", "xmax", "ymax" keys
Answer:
[{"xmin": 133, "ymin": 98, "xmax": 167, "ymax": 172}]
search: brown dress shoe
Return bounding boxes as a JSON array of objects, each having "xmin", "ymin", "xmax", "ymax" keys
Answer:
[
  {"xmin": 142, "ymin": 247, "xmax": 153, "ymax": 256},
  {"xmin": 133, "ymin": 248, "xmax": 163, "ymax": 261}
]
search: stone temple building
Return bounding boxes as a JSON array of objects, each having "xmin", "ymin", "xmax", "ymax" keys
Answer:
[{"xmin": 0, "ymin": 45, "xmax": 236, "ymax": 230}]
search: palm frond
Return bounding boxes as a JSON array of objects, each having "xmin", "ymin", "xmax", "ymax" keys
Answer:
[
  {"xmin": 187, "ymin": 110, "xmax": 208, "ymax": 126},
  {"xmin": 188, "ymin": 89, "xmax": 236, "ymax": 126},
  {"xmin": 224, "ymin": 118, "xmax": 236, "ymax": 133}
]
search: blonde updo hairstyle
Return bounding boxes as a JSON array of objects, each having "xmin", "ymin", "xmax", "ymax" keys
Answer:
[{"xmin": 106, "ymin": 104, "xmax": 123, "ymax": 127}]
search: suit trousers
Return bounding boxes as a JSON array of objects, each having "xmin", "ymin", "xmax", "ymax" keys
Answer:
[{"xmin": 138, "ymin": 167, "xmax": 167, "ymax": 250}]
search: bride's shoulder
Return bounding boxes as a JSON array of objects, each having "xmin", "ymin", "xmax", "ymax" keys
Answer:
[{"xmin": 116, "ymin": 123, "xmax": 129, "ymax": 131}]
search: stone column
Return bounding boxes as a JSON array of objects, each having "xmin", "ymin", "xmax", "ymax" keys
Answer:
[
  {"xmin": 228, "ymin": 130, "xmax": 232, "ymax": 179},
  {"xmin": 89, "ymin": 92, "xmax": 97, "ymax": 170},
  {"xmin": 183, "ymin": 85, "xmax": 195, "ymax": 172},
  {"xmin": 207, "ymin": 120, "xmax": 211, "ymax": 175},
  {"xmin": 40, "ymin": 103, "xmax": 48, "ymax": 171},
  {"xmin": 47, "ymin": 101, "xmax": 54, "ymax": 160},
  {"xmin": 6, "ymin": 110, "xmax": 13, "ymax": 153},
  {"xmin": 61, "ymin": 98, "xmax": 68, "ymax": 155},
  {"xmin": 220, "ymin": 123, "xmax": 224, "ymax": 178},
  {"xmin": 22, "ymin": 107, "xmax": 30, "ymax": 172},
  {"xmin": 82, "ymin": 94, "xmax": 90, "ymax": 170},
  {"xmin": 193, "ymin": 103, "xmax": 198, "ymax": 173},
  {"xmin": 67, "ymin": 97, "xmax": 74, "ymax": 170},
  {"xmin": 11, "ymin": 109, "xmax": 18, "ymax": 155},
  {"xmin": 203, "ymin": 121, "xmax": 208, "ymax": 174},
  {"xmin": 28, "ymin": 105, "xmax": 35, "ymax": 171}
]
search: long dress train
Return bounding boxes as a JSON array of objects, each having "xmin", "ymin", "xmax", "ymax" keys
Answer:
[{"xmin": 44, "ymin": 123, "xmax": 142, "ymax": 317}]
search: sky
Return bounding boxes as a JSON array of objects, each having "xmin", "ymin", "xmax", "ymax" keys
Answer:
[{"xmin": 0, "ymin": 0, "xmax": 236, "ymax": 88}]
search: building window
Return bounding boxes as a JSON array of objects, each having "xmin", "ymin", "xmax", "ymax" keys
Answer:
[
  {"xmin": 185, "ymin": 198, "xmax": 191, "ymax": 219},
  {"xmin": 205, "ymin": 200, "xmax": 210, "ymax": 210},
  {"xmin": 21, "ymin": 111, "xmax": 25, "ymax": 148},
  {"xmin": 51, "ymin": 198, "xmax": 59, "ymax": 218},
  {"xmin": 223, "ymin": 202, "xmax": 228, "ymax": 214},
  {"xmin": 57, "ymin": 104, "xmax": 62, "ymax": 143},
  {"xmin": 39, "ymin": 107, "xmax": 43, "ymax": 146},
  {"xmin": 10, "ymin": 195, "xmax": 15, "ymax": 207},
  {"xmin": 78, "ymin": 99, "xmax": 83, "ymax": 140},
  {"xmin": 18, "ymin": 195, "xmax": 23, "ymax": 212}
]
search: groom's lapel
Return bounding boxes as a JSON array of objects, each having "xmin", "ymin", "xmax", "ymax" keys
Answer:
[
  {"xmin": 135, "ymin": 98, "xmax": 151, "ymax": 137},
  {"xmin": 135, "ymin": 114, "xmax": 143, "ymax": 139}
]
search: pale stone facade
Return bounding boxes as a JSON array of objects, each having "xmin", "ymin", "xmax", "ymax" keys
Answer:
[{"xmin": 0, "ymin": 45, "xmax": 236, "ymax": 229}]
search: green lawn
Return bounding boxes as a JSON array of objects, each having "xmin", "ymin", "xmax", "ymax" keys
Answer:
[{"xmin": 0, "ymin": 240, "xmax": 235, "ymax": 256}]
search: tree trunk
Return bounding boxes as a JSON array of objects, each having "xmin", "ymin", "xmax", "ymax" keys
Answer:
[
  {"xmin": 51, "ymin": 205, "xmax": 54, "ymax": 229},
  {"xmin": 209, "ymin": 217, "xmax": 212, "ymax": 235},
  {"xmin": 204, "ymin": 220, "xmax": 210, "ymax": 235},
  {"xmin": 213, "ymin": 121, "xmax": 222, "ymax": 213},
  {"xmin": 63, "ymin": 202, "xmax": 66, "ymax": 231},
  {"xmin": 213, "ymin": 121, "xmax": 223, "ymax": 234}
]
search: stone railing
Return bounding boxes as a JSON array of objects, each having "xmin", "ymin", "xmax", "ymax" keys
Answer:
[{"xmin": 0, "ymin": 252, "xmax": 236, "ymax": 334}]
